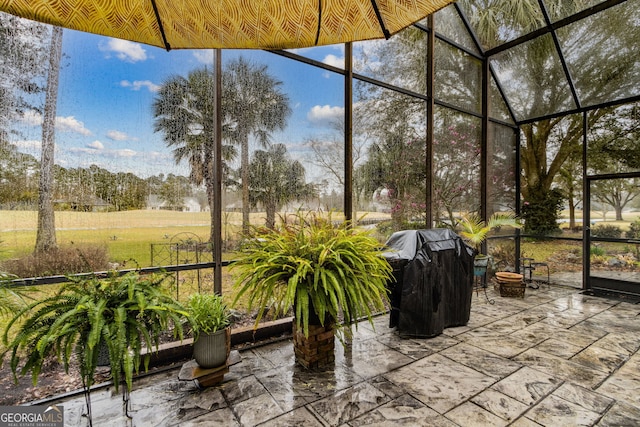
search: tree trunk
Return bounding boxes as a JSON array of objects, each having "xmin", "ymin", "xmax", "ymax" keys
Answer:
[
  {"xmin": 35, "ymin": 26, "xmax": 62, "ymax": 254},
  {"xmin": 615, "ymin": 205, "xmax": 624, "ymax": 222},
  {"xmin": 204, "ymin": 143, "xmax": 216, "ymax": 243},
  {"xmin": 565, "ymin": 176, "xmax": 576, "ymax": 230},
  {"xmin": 241, "ymin": 135, "xmax": 250, "ymax": 233},
  {"xmin": 207, "ymin": 171, "xmax": 216, "ymax": 243},
  {"xmin": 265, "ymin": 200, "xmax": 276, "ymax": 230},
  {"xmin": 568, "ymin": 198, "xmax": 576, "ymax": 230}
]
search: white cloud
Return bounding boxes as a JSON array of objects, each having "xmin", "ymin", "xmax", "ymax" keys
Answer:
[
  {"xmin": 69, "ymin": 145, "xmax": 136, "ymax": 158},
  {"xmin": 114, "ymin": 149, "xmax": 137, "ymax": 157},
  {"xmin": 193, "ymin": 50, "xmax": 214, "ymax": 65},
  {"xmin": 87, "ymin": 140, "xmax": 104, "ymax": 150},
  {"xmin": 19, "ymin": 110, "xmax": 42, "ymax": 126},
  {"xmin": 322, "ymin": 54, "xmax": 344, "ymax": 69},
  {"xmin": 19, "ymin": 111, "xmax": 91, "ymax": 136},
  {"xmin": 11, "ymin": 139, "xmax": 41, "ymax": 150},
  {"xmin": 120, "ymin": 80, "xmax": 160, "ymax": 92},
  {"xmin": 283, "ymin": 47, "xmax": 309, "ymax": 55},
  {"xmin": 9, "ymin": 139, "xmax": 175, "ymax": 175},
  {"xmin": 99, "ymin": 38, "xmax": 147, "ymax": 62},
  {"xmin": 147, "ymin": 151, "xmax": 171, "ymax": 160},
  {"xmin": 307, "ymin": 105, "xmax": 344, "ymax": 124},
  {"xmin": 68, "ymin": 146, "xmax": 99, "ymax": 154},
  {"xmin": 106, "ymin": 130, "xmax": 130, "ymax": 141},
  {"xmin": 11, "ymin": 139, "xmax": 64, "ymax": 159},
  {"xmin": 55, "ymin": 116, "xmax": 92, "ymax": 136}
]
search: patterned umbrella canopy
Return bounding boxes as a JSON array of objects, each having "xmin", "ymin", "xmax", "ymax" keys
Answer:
[{"xmin": 0, "ymin": 0, "xmax": 454, "ymax": 50}]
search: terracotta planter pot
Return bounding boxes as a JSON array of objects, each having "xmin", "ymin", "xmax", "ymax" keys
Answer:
[{"xmin": 495, "ymin": 272, "xmax": 525, "ymax": 298}]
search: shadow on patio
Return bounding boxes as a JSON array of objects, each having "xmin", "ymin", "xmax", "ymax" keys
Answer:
[{"xmin": 50, "ymin": 280, "xmax": 640, "ymax": 426}]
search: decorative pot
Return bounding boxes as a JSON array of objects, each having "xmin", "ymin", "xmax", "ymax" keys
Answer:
[
  {"xmin": 474, "ymin": 255, "xmax": 490, "ymax": 276},
  {"xmin": 193, "ymin": 327, "xmax": 230, "ymax": 368},
  {"xmin": 292, "ymin": 304, "xmax": 335, "ymax": 369},
  {"xmin": 495, "ymin": 272, "xmax": 525, "ymax": 298}
]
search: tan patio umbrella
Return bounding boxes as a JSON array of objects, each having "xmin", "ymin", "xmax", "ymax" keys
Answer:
[{"xmin": 0, "ymin": 0, "xmax": 453, "ymax": 50}]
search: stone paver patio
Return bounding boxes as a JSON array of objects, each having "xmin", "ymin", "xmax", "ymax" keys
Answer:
[{"xmin": 47, "ymin": 281, "xmax": 640, "ymax": 426}]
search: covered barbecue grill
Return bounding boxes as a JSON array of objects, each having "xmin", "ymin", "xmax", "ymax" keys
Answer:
[{"xmin": 383, "ymin": 229, "xmax": 475, "ymax": 338}]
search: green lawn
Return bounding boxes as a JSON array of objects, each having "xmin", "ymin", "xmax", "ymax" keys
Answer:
[
  {"xmin": 0, "ymin": 209, "xmax": 390, "ymax": 264},
  {"xmin": 3, "ymin": 208, "xmax": 637, "ymax": 278},
  {"xmin": 1, "ymin": 210, "xmax": 230, "ymax": 264}
]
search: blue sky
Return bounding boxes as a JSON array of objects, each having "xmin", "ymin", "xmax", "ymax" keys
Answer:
[{"xmin": 12, "ymin": 27, "xmax": 349, "ymax": 180}]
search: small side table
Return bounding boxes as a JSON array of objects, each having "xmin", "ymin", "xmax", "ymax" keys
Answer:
[
  {"xmin": 530, "ymin": 261, "xmax": 550, "ymax": 288},
  {"xmin": 179, "ymin": 350, "xmax": 241, "ymax": 388},
  {"xmin": 521, "ymin": 258, "xmax": 550, "ymax": 288}
]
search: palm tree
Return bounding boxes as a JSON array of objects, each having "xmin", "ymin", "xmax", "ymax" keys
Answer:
[
  {"xmin": 153, "ymin": 68, "xmax": 236, "ymax": 242},
  {"xmin": 458, "ymin": 212, "xmax": 522, "ymax": 255},
  {"xmin": 249, "ymin": 144, "xmax": 317, "ymax": 229},
  {"xmin": 223, "ymin": 57, "xmax": 291, "ymax": 232}
]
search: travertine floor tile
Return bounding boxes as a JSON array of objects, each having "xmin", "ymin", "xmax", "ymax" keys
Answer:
[
  {"xmin": 232, "ymin": 392, "xmax": 283, "ymax": 426},
  {"xmin": 309, "ymin": 381, "xmax": 389, "ymax": 425},
  {"xmin": 596, "ymin": 400, "xmax": 640, "ymax": 427},
  {"xmin": 570, "ymin": 345, "xmax": 629, "ymax": 374},
  {"xmin": 535, "ymin": 338, "xmax": 584, "ymax": 358},
  {"xmin": 471, "ymin": 388, "xmax": 529, "ymax": 421},
  {"xmin": 384, "ymin": 354, "xmax": 494, "ymax": 413},
  {"xmin": 350, "ymin": 394, "xmax": 455, "ymax": 427},
  {"xmin": 258, "ymin": 406, "xmax": 324, "ymax": 427},
  {"xmin": 525, "ymin": 394, "xmax": 601, "ymax": 426},
  {"xmin": 440, "ymin": 342, "xmax": 522, "ymax": 379},
  {"xmin": 514, "ymin": 348, "xmax": 609, "ymax": 388},
  {"xmin": 491, "ymin": 366, "xmax": 562, "ymax": 406},
  {"xmin": 596, "ymin": 372, "xmax": 640, "ymax": 407},
  {"xmin": 445, "ymin": 401, "xmax": 509, "ymax": 427}
]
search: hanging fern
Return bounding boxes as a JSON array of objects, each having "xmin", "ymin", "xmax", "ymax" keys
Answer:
[{"xmin": 2, "ymin": 271, "xmax": 189, "ymax": 421}]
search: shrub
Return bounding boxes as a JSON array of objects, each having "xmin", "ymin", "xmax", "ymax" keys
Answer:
[
  {"xmin": 627, "ymin": 219, "xmax": 640, "ymax": 239},
  {"xmin": 591, "ymin": 224, "xmax": 623, "ymax": 239},
  {"xmin": 376, "ymin": 219, "xmax": 426, "ymax": 237},
  {"xmin": 590, "ymin": 245, "xmax": 606, "ymax": 256},
  {"xmin": 521, "ymin": 188, "xmax": 564, "ymax": 235},
  {"xmin": 489, "ymin": 241, "xmax": 517, "ymax": 270},
  {"xmin": 1, "ymin": 244, "xmax": 109, "ymax": 278}
]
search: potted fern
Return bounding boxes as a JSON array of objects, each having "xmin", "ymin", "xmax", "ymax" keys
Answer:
[
  {"xmin": 231, "ymin": 211, "xmax": 391, "ymax": 369},
  {"xmin": 457, "ymin": 212, "xmax": 522, "ymax": 275},
  {"xmin": 187, "ymin": 293, "xmax": 231, "ymax": 368},
  {"xmin": 2, "ymin": 271, "xmax": 189, "ymax": 425}
]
